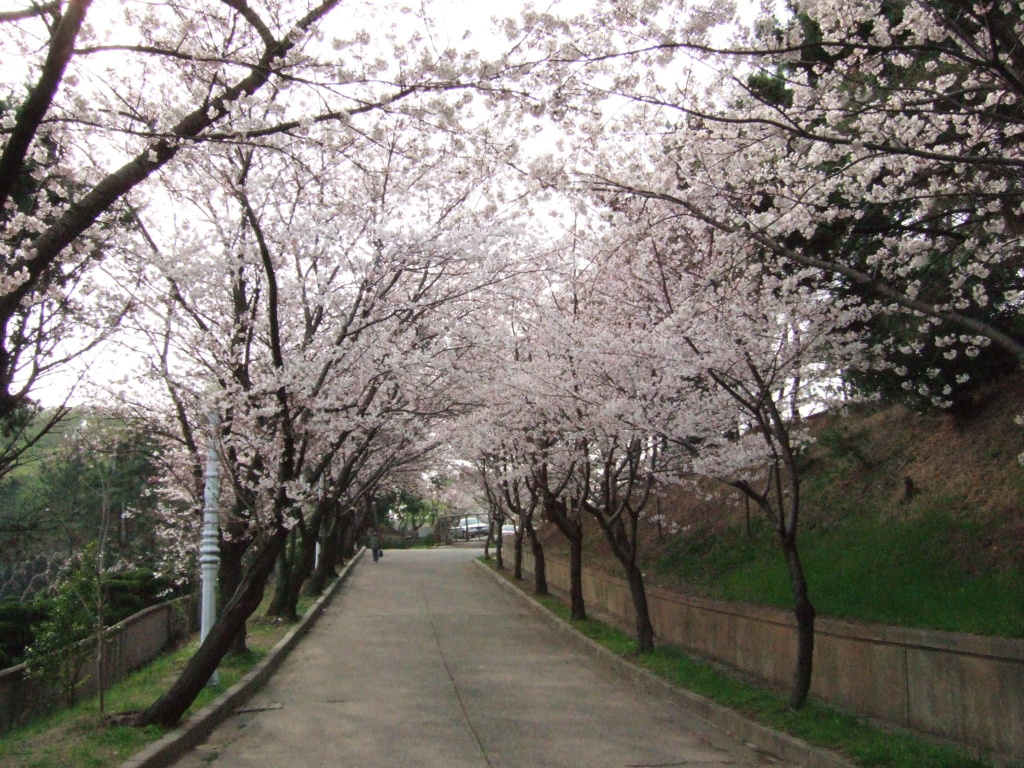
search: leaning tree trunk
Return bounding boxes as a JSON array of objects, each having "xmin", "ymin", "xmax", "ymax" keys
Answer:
[
  {"xmin": 623, "ymin": 560, "xmax": 655, "ymax": 652},
  {"xmin": 587, "ymin": 507, "xmax": 654, "ymax": 653},
  {"xmin": 781, "ymin": 531, "xmax": 816, "ymax": 709},
  {"xmin": 132, "ymin": 524, "xmax": 290, "ymax": 727},
  {"xmin": 524, "ymin": 519, "xmax": 548, "ymax": 596}
]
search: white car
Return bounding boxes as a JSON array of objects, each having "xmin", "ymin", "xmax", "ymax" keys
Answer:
[
  {"xmin": 451, "ymin": 517, "xmax": 488, "ymax": 538},
  {"xmin": 500, "ymin": 524, "xmax": 516, "ymax": 537}
]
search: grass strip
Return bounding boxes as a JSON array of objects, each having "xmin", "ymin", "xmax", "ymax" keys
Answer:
[
  {"xmin": 0, "ymin": 595, "xmax": 316, "ymax": 768},
  {"xmin": 653, "ymin": 512, "xmax": 1024, "ymax": 639},
  {"xmin": 491, "ymin": 563, "xmax": 1000, "ymax": 768}
]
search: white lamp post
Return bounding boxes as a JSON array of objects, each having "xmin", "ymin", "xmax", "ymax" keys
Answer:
[{"xmin": 200, "ymin": 411, "xmax": 221, "ymax": 686}]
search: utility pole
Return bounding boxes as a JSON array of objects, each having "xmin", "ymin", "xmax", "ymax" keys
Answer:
[{"xmin": 200, "ymin": 411, "xmax": 221, "ymax": 686}]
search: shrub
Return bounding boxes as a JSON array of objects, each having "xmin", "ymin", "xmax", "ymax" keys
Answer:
[{"xmin": 0, "ymin": 597, "xmax": 51, "ymax": 668}]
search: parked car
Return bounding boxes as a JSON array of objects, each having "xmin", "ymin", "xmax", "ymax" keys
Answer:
[
  {"xmin": 500, "ymin": 524, "xmax": 516, "ymax": 538},
  {"xmin": 451, "ymin": 517, "xmax": 488, "ymax": 539}
]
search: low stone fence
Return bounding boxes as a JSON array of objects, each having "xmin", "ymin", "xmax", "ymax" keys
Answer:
[
  {"xmin": 526, "ymin": 552, "xmax": 1024, "ymax": 761},
  {"xmin": 0, "ymin": 595, "xmax": 196, "ymax": 734}
]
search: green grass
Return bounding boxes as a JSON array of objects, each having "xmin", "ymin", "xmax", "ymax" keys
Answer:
[
  {"xmin": 0, "ymin": 594, "xmax": 318, "ymax": 768},
  {"xmin": 650, "ymin": 510, "xmax": 1024, "ymax": 638},
  {"xmin": 504, "ymin": 568, "xmax": 997, "ymax": 768}
]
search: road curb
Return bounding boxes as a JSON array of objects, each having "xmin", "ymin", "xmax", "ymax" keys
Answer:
[
  {"xmin": 474, "ymin": 559, "xmax": 859, "ymax": 768},
  {"xmin": 118, "ymin": 548, "xmax": 366, "ymax": 768}
]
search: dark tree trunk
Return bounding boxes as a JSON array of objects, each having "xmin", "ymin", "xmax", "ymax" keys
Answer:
[
  {"xmin": 525, "ymin": 519, "xmax": 547, "ymax": 596},
  {"xmin": 782, "ymin": 532, "xmax": 815, "ymax": 709},
  {"xmin": 513, "ymin": 528, "xmax": 524, "ymax": 580},
  {"xmin": 623, "ymin": 560, "xmax": 655, "ymax": 652},
  {"xmin": 266, "ymin": 530, "xmax": 296, "ymax": 618},
  {"xmin": 306, "ymin": 510, "xmax": 341, "ymax": 597},
  {"xmin": 342, "ymin": 511, "xmax": 359, "ymax": 559},
  {"xmin": 333, "ymin": 508, "xmax": 352, "ymax": 563},
  {"xmin": 483, "ymin": 519, "xmax": 493, "ymax": 560},
  {"xmin": 132, "ymin": 524, "xmax": 290, "ymax": 727},
  {"xmin": 280, "ymin": 512, "xmax": 323, "ymax": 617},
  {"xmin": 218, "ymin": 531, "xmax": 250, "ymax": 654},
  {"xmin": 495, "ymin": 516, "xmax": 504, "ymax": 570},
  {"xmin": 545, "ymin": 496, "xmax": 586, "ymax": 621},
  {"xmin": 582, "ymin": 493, "xmax": 653, "ymax": 653},
  {"xmin": 567, "ymin": 533, "xmax": 585, "ymax": 621}
]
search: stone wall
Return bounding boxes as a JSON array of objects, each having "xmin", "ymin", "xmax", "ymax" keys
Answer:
[
  {"xmin": 522, "ymin": 551, "xmax": 1024, "ymax": 761},
  {"xmin": 0, "ymin": 595, "xmax": 196, "ymax": 734}
]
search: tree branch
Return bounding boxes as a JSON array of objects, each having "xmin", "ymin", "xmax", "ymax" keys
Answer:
[
  {"xmin": 0, "ymin": 0, "xmax": 91, "ymax": 212},
  {"xmin": 0, "ymin": 2, "xmax": 60, "ymax": 22}
]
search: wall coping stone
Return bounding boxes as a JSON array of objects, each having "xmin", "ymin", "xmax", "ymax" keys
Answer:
[{"xmin": 645, "ymin": 582, "xmax": 1024, "ymax": 661}]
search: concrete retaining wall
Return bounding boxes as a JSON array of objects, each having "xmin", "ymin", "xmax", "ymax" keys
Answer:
[
  {"xmin": 0, "ymin": 596, "xmax": 196, "ymax": 734},
  {"xmin": 521, "ymin": 551, "xmax": 1024, "ymax": 760}
]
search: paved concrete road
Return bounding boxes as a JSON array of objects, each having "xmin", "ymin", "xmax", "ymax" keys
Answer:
[{"xmin": 172, "ymin": 548, "xmax": 772, "ymax": 768}]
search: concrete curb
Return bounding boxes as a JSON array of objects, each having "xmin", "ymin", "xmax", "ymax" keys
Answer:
[
  {"xmin": 118, "ymin": 548, "xmax": 366, "ymax": 768},
  {"xmin": 474, "ymin": 559, "xmax": 859, "ymax": 768}
]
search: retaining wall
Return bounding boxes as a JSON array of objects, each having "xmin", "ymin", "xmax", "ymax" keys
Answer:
[
  {"xmin": 0, "ymin": 595, "xmax": 196, "ymax": 734},
  {"xmin": 523, "ymin": 551, "xmax": 1024, "ymax": 760}
]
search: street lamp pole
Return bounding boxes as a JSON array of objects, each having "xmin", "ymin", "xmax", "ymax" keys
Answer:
[{"xmin": 200, "ymin": 410, "xmax": 221, "ymax": 686}]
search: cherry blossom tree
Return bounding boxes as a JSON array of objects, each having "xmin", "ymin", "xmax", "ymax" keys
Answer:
[
  {"xmin": 455, "ymin": 238, "xmax": 672, "ymax": 644},
  {"xmin": 517, "ymin": 0, "xmax": 1023, "ymax": 394},
  {"xmin": 570, "ymin": 184, "xmax": 869, "ymax": 705},
  {"xmin": 450, "ymin": 299, "xmax": 553, "ymax": 591},
  {"xmin": 478, "ymin": 455, "xmax": 544, "ymax": 583},
  {"xmin": 477, "ymin": 3, "xmax": 1022, "ymax": 694},
  {"xmin": 105, "ymin": 76, "xmax": 542, "ymax": 722},
  {"xmin": 531, "ymin": 450, "xmax": 589, "ymax": 619},
  {"xmin": 0, "ymin": 0, "xmax": 556, "ymax": 485}
]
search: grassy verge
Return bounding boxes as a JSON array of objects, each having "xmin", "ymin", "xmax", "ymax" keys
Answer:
[
  {"xmin": 488, "ymin": 562, "xmax": 1003, "ymax": 768},
  {"xmin": 650, "ymin": 511, "xmax": 1024, "ymax": 638},
  {"xmin": 0, "ymin": 594, "xmax": 317, "ymax": 768},
  {"xmin": 643, "ymin": 391, "xmax": 1024, "ymax": 640}
]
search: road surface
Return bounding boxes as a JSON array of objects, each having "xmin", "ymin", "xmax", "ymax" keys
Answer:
[{"xmin": 171, "ymin": 547, "xmax": 778, "ymax": 768}]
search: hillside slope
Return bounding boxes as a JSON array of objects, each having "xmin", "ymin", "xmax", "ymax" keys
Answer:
[{"xmin": 537, "ymin": 372, "xmax": 1024, "ymax": 637}]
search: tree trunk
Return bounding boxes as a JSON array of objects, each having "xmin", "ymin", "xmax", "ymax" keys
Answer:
[
  {"xmin": 132, "ymin": 524, "xmax": 290, "ymax": 727},
  {"xmin": 546, "ymin": 499, "xmax": 586, "ymax": 620},
  {"xmin": 342, "ymin": 511, "xmax": 359, "ymax": 559},
  {"xmin": 281, "ymin": 512, "xmax": 323, "ymax": 617},
  {"xmin": 567, "ymin": 532, "xmax": 586, "ymax": 621},
  {"xmin": 513, "ymin": 528, "xmax": 524, "ymax": 580},
  {"xmin": 266, "ymin": 530, "xmax": 295, "ymax": 618},
  {"xmin": 333, "ymin": 509, "xmax": 350, "ymax": 559},
  {"xmin": 525, "ymin": 519, "xmax": 547, "ymax": 596},
  {"xmin": 583, "ymin": 503, "xmax": 651, "ymax": 650},
  {"xmin": 495, "ymin": 516, "xmax": 504, "ymax": 570},
  {"xmin": 306, "ymin": 510, "xmax": 341, "ymax": 597},
  {"xmin": 782, "ymin": 532, "xmax": 815, "ymax": 709},
  {"xmin": 218, "ymin": 533, "xmax": 250, "ymax": 654},
  {"xmin": 623, "ymin": 561, "xmax": 655, "ymax": 652}
]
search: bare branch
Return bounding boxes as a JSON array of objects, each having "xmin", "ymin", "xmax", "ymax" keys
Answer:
[{"xmin": 0, "ymin": 2, "xmax": 59, "ymax": 22}]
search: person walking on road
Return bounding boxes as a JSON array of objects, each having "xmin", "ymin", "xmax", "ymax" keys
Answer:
[{"xmin": 370, "ymin": 530, "xmax": 381, "ymax": 562}]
